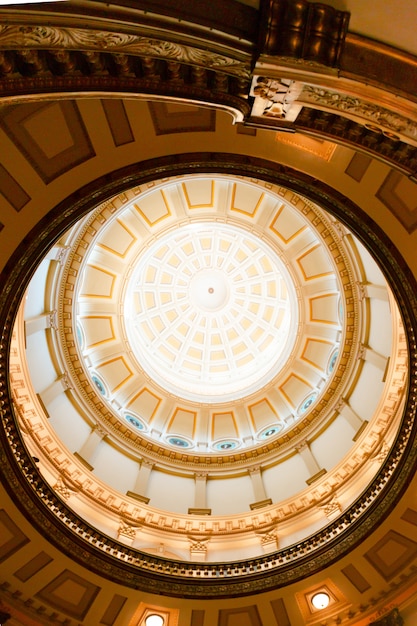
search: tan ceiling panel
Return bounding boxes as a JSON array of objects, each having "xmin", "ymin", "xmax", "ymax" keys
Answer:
[
  {"xmin": 269, "ymin": 203, "xmax": 307, "ymax": 243},
  {"xmin": 270, "ymin": 598, "xmax": 290, "ymax": 626},
  {"xmin": 401, "ymin": 507, "xmax": 417, "ymax": 527},
  {"xmin": 364, "ymin": 530, "xmax": 417, "ymax": 581},
  {"xmin": 0, "ymin": 102, "xmax": 95, "ymax": 183},
  {"xmin": 99, "ymin": 593, "xmax": 128, "ymax": 626},
  {"xmin": 126, "ymin": 388, "xmax": 161, "ymax": 421},
  {"xmin": 134, "ymin": 190, "xmax": 171, "ymax": 226},
  {"xmin": 230, "ymin": 183, "xmax": 264, "ymax": 216},
  {"xmin": 297, "ymin": 245, "xmax": 334, "ymax": 280},
  {"xmin": 301, "ymin": 338, "xmax": 334, "ymax": 370},
  {"xmin": 168, "ymin": 408, "xmax": 197, "ymax": 438},
  {"xmin": 309, "ymin": 294, "xmax": 340, "ymax": 324},
  {"xmin": 345, "ymin": 152, "xmax": 372, "ymax": 182},
  {"xmin": 0, "ymin": 163, "xmax": 30, "ymax": 212},
  {"xmin": 148, "ymin": 102, "xmax": 216, "ymax": 135},
  {"xmin": 191, "ymin": 610, "xmax": 205, "ymax": 626},
  {"xmin": 279, "ymin": 373, "xmax": 314, "ymax": 408},
  {"xmin": 341, "ymin": 563, "xmax": 371, "ymax": 593},
  {"xmin": 96, "ymin": 357, "xmax": 134, "ymax": 393},
  {"xmin": 81, "ymin": 265, "xmax": 116, "ymax": 298},
  {"xmin": 376, "ymin": 170, "xmax": 417, "ymax": 233},
  {"xmin": 101, "ymin": 100, "xmax": 134, "ymax": 147},
  {"xmin": 35, "ymin": 569, "xmax": 100, "ymax": 620},
  {"xmin": 211, "ymin": 411, "xmax": 238, "ymax": 440},
  {"xmin": 0, "ymin": 509, "xmax": 29, "ymax": 563},
  {"xmin": 218, "ymin": 606, "xmax": 262, "ymax": 626},
  {"xmin": 81, "ymin": 316, "xmax": 115, "ymax": 348},
  {"xmin": 97, "ymin": 219, "xmax": 137, "ymax": 257},
  {"xmin": 13, "ymin": 551, "xmax": 52, "ymax": 582},
  {"xmin": 248, "ymin": 399, "xmax": 278, "ymax": 430},
  {"xmin": 182, "ymin": 179, "xmax": 214, "ymax": 209}
]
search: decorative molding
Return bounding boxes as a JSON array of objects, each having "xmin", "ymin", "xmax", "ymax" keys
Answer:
[
  {"xmin": 319, "ymin": 496, "xmax": 342, "ymax": 521},
  {"xmin": 188, "ymin": 508, "xmax": 212, "ymax": 516},
  {"xmin": 341, "ymin": 33, "xmax": 417, "ymax": 101},
  {"xmin": 0, "ymin": 47, "xmax": 250, "ymax": 123},
  {"xmin": 299, "ymin": 85, "xmax": 417, "ymax": 146},
  {"xmin": 250, "ymin": 499, "xmax": 273, "ymax": 510},
  {"xmin": 370, "ymin": 608, "xmax": 404, "ymax": 626},
  {"xmin": 56, "ymin": 175, "xmax": 363, "ymax": 470},
  {"xmin": 294, "ymin": 107, "xmax": 417, "ymax": 177},
  {"xmin": 47, "ymin": 310, "xmax": 58, "ymax": 331},
  {"xmin": 258, "ymin": 0, "xmax": 349, "ymax": 67},
  {"xmin": 53, "ymin": 478, "xmax": 72, "ymax": 500},
  {"xmin": 118, "ymin": 522, "xmax": 138, "ymax": 541},
  {"xmin": 0, "ymin": 25, "xmax": 251, "ymax": 78},
  {"xmin": 126, "ymin": 491, "xmax": 150, "ymax": 505}
]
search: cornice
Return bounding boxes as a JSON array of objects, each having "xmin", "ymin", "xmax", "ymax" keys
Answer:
[{"xmin": 341, "ymin": 33, "xmax": 417, "ymax": 102}]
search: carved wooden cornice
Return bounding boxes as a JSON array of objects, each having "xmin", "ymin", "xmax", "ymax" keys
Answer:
[
  {"xmin": 1, "ymin": 7, "xmax": 417, "ymax": 175},
  {"xmin": 295, "ymin": 107, "xmax": 417, "ymax": 177},
  {"xmin": 0, "ymin": 46, "xmax": 250, "ymax": 119},
  {"xmin": 342, "ymin": 34, "xmax": 417, "ymax": 102},
  {"xmin": 258, "ymin": 0, "xmax": 350, "ymax": 67}
]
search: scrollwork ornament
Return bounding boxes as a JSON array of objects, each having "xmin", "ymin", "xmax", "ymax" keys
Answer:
[
  {"xmin": 0, "ymin": 25, "xmax": 250, "ymax": 78},
  {"xmin": 300, "ymin": 85, "xmax": 417, "ymax": 143}
]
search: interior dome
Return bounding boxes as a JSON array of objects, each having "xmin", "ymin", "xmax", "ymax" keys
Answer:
[
  {"xmin": 12, "ymin": 172, "xmax": 405, "ymax": 568},
  {"xmin": 123, "ymin": 220, "xmax": 297, "ymax": 404}
]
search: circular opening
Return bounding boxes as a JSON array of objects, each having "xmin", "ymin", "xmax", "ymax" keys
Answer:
[
  {"xmin": 311, "ymin": 592, "xmax": 330, "ymax": 610},
  {"xmin": 145, "ymin": 615, "xmax": 164, "ymax": 626}
]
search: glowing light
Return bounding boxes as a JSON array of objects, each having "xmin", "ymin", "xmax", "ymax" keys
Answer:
[
  {"xmin": 145, "ymin": 615, "xmax": 164, "ymax": 626},
  {"xmin": 311, "ymin": 592, "xmax": 330, "ymax": 609}
]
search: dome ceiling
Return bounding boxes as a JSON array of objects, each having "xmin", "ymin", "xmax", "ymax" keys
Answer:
[
  {"xmin": 1, "ymin": 1, "xmax": 417, "ymax": 623},
  {"xmin": 11, "ymin": 172, "xmax": 406, "ymax": 568}
]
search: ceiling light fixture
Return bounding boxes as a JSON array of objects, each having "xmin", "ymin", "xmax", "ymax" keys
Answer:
[
  {"xmin": 311, "ymin": 592, "xmax": 330, "ymax": 610},
  {"xmin": 145, "ymin": 615, "xmax": 164, "ymax": 626}
]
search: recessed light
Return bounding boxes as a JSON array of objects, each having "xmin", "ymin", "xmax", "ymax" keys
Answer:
[
  {"xmin": 311, "ymin": 592, "xmax": 330, "ymax": 609},
  {"xmin": 145, "ymin": 615, "xmax": 164, "ymax": 626}
]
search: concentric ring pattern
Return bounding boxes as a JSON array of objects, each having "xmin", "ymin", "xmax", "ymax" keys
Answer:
[{"xmin": 13, "ymin": 173, "xmax": 405, "ymax": 565}]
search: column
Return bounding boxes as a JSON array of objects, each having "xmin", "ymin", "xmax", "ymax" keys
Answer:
[
  {"xmin": 25, "ymin": 310, "xmax": 57, "ymax": 336},
  {"xmin": 189, "ymin": 473, "xmax": 211, "ymax": 515},
  {"xmin": 74, "ymin": 424, "xmax": 106, "ymax": 470},
  {"xmin": 127, "ymin": 460, "xmax": 153, "ymax": 504},
  {"xmin": 362, "ymin": 345, "xmax": 389, "ymax": 374},
  {"xmin": 297, "ymin": 441, "xmax": 326, "ymax": 485},
  {"xmin": 38, "ymin": 373, "xmax": 71, "ymax": 408},
  {"xmin": 249, "ymin": 467, "xmax": 271, "ymax": 510},
  {"xmin": 364, "ymin": 283, "xmax": 389, "ymax": 301},
  {"xmin": 338, "ymin": 399, "xmax": 368, "ymax": 441}
]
